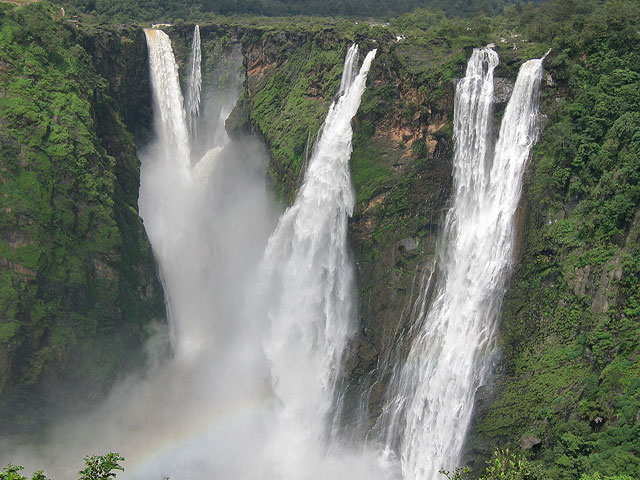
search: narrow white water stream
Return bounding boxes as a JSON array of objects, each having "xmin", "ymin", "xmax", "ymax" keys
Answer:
[
  {"xmin": 186, "ymin": 25, "xmax": 202, "ymax": 137},
  {"xmin": 143, "ymin": 29, "xmax": 191, "ymax": 168}
]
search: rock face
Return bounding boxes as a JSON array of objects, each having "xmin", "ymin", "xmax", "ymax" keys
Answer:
[
  {"xmin": 520, "ymin": 434, "xmax": 542, "ymax": 450},
  {"xmin": 494, "ymin": 77, "xmax": 514, "ymax": 104},
  {"xmin": 78, "ymin": 25, "xmax": 154, "ymax": 143},
  {"xmin": 0, "ymin": 7, "xmax": 164, "ymax": 434}
]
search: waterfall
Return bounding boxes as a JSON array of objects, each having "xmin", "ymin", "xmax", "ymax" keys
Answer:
[
  {"xmin": 142, "ymin": 28, "xmax": 194, "ymax": 353},
  {"xmin": 380, "ymin": 47, "xmax": 544, "ymax": 480},
  {"xmin": 254, "ymin": 44, "xmax": 377, "ymax": 477},
  {"xmin": 144, "ymin": 28, "xmax": 191, "ymax": 168},
  {"xmin": 141, "ymin": 28, "xmax": 271, "ymax": 361},
  {"xmin": 186, "ymin": 25, "xmax": 202, "ymax": 137},
  {"xmin": 133, "ymin": 27, "xmax": 279, "ymax": 479},
  {"xmin": 338, "ymin": 44, "xmax": 360, "ymax": 96}
]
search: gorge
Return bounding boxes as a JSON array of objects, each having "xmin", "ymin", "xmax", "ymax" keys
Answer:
[{"xmin": 1, "ymin": 1, "xmax": 639, "ymax": 479}]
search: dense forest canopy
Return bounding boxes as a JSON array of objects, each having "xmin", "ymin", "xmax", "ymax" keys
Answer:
[{"xmin": 62, "ymin": 0, "xmax": 543, "ymax": 22}]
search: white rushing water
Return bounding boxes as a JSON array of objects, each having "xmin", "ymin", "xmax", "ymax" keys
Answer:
[
  {"xmin": 186, "ymin": 25, "xmax": 202, "ymax": 137},
  {"xmin": 144, "ymin": 29, "xmax": 191, "ymax": 167},
  {"xmin": 380, "ymin": 47, "xmax": 544, "ymax": 480},
  {"xmin": 134, "ymin": 35, "xmax": 391, "ymax": 480},
  {"xmin": 253, "ymin": 44, "xmax": 379, "ymax": 478},
  {"xmin": 337, "ymin": 44, "xmax": 360, "ymax": 95},
  {"xmin": 1, "ymin": 27, "xmax": 545, "ymax": 480}
]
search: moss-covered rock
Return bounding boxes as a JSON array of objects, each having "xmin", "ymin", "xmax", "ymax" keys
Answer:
[{"xmin": 0, "ymin": 2, "xmax": 164, "ymax": 434}]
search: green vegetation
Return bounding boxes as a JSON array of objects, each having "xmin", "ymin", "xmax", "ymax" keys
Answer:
[
  {"xmin": 245, "ymin": 35, "xmax": 345, "ymax": 202},
  {"xmin": 0, "ymin": 1, "xmax": 163, "ymax": 433},
  {"xmin": 56, "ymin": 0, "xmax": 545, "ymax": 24},
  {"xmin": 78, "ymin": 453, "xmax": 124, "ymax": 480},
  {"xmin": 450, "ymin": 449, "xmax": 637, "ymax": 480},
  {"xmin": 1, "ymin": 453, "xmax": 124, "ymax": 480},
  {"xmin": 445, "ymin": 450, "xmax": 548, "ymax": 480}
]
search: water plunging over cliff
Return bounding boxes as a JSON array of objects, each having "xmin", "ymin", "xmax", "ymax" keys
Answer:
[
  {"xmin": 143, "ymin": 29, "xmax": 191, "ymax": 168},
  {"xmin": 380, "ymin": 47, "xmax": 544, "ymax": 480},
  {"xmin": 129, "ymin": 29, "xmax": 277, "ymax": 478},
  {"xmin": 186, "ymin": 25, "xmax": 202, "ymax": 137},
  {"xmin": 135, "ymin": 34, "xmax": 391, "ymax": 479},
  {"xmin": 252, "ymin": 44, "xmax": 378, "ymax": 477}
]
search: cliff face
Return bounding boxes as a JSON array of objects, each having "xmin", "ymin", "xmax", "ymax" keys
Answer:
[{"xmin": 0, "ymin": 4, "xmax": 163, "ymax": 433}]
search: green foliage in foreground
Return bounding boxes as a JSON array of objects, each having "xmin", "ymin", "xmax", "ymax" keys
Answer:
[
  {"xmin": 1, "ymin": 453, "xmax": 124, "ymax": 480},
  {"xmin": 78, "ymin": 453, "xmax": 124, "ymax": 480},
  {"xmin": 445, "ymin": 450, "xmax": 547, "ymax": 480},
  {"xmin": 448, "ymin": 450, "xmax": 636, "ymax": 480},
  {"xmin": 0, "ymin": 465, "xmax": 48, "ymax": 480}
]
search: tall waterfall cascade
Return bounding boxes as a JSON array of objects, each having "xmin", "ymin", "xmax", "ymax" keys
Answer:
[
  {"xmin": 254, "ymin": 44, "xmax": 377, "ymax": 477},
  {"xmin": 186, "ymin": 24, "xmax": 202, "ymax": 137},
  {"xmin": 142, "ymin": 28, "xmax": 196, "ymax": 354},
  {"xmin": 380, "ymin": 47, "xmax": 545, "ymax": 480},
  {"xmin": 0, "ymin": 29, "xmax": 551, "ymax": 480},
  {"xmin": 136, "ymin": 33, "xmax": 391, "ymax": 480}
]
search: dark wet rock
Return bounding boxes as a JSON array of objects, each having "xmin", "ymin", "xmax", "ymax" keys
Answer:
[
  {"xmin": 520, "ymin": 434, "xmax": 542, "ymax": 450},
  {"xmin": 494, "ymin": 77, "xmax": 514, "ymax": 104}
]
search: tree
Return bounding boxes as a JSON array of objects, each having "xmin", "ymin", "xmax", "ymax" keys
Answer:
[
  {"xmin": 0, "ymin": 465, "xmax": 48, "ymax": 480},
  {"xmin": 1, "ymin": 453, "xmax": 124, "ymax": 480},
  {"xmin": 78, "ymin": 453, "xmax": 124, "ymax": 480}
]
